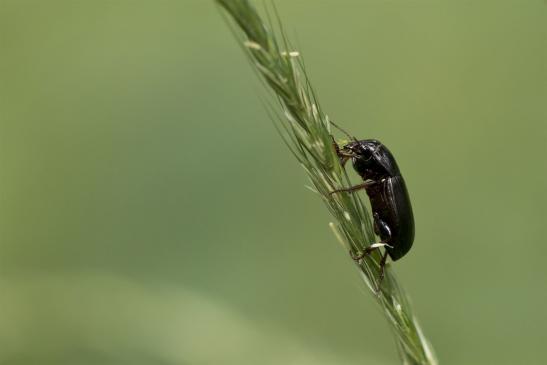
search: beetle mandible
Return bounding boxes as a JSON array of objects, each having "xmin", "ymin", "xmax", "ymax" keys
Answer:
[{"xmin": 330, "ymin": 123, "xmax": 415, "ymax": 284}]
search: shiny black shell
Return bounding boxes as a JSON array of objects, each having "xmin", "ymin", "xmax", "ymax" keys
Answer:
[{"xmin": 345, "ymin": 139, "xmax": 414, "ymax": 261}]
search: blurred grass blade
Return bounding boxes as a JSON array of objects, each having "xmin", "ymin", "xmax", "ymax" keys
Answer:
[{"xmin": 216, "ymin": 1, "xmax": 437, "ymax": 364}]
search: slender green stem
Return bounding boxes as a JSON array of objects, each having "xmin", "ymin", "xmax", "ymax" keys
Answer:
[{"xmin": 216, "ymin": 1, "xmax": 437, "ymax": 364}]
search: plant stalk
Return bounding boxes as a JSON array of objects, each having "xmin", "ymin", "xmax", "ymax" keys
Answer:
[{"xmin": 216, "ymin": 1, "xmax": 437, "ymax": 364}]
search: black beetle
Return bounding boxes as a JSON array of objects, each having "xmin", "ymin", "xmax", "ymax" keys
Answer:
[{"xmin": 330, "ymin": 123, "xmax": 414, "ymax": 283}]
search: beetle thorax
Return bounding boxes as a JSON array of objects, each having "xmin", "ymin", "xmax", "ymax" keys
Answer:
[{"xmin": 352, "ymin": 156, "xmax": 387, "ymax": 181}]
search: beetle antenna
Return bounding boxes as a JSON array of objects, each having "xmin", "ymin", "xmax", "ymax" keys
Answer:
[{"xmin": 330, "ymin": 121, "xmax": 358, "ymax": 142}]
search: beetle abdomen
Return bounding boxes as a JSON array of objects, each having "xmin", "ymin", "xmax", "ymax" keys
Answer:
[{"xmin": 367, "ymin": 176, "xmax": 414, "ymax": 261}]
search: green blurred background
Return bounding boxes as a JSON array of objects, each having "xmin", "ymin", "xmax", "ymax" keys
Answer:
[{"xmin": 1, "ymin": 1, "xmax": 546, "ymax": 364}]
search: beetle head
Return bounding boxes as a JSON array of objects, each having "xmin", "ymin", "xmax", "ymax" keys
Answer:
[
  {"xmin": 343, "ymin": 139, "xmax": 400, "ymax": 179},
  {"xmin": 342, "ymin": 139, "xmax": 381, "ymax": 162}
]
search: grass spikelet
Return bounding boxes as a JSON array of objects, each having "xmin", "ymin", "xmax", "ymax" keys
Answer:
[{"xmin": 216, "ymin": 1, "xmax": 437, "ymax": 364}]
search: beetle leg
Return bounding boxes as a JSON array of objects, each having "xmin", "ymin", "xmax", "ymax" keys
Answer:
[
  {"xmin": 373, "ymin": 216, "xmax": 380, "ymax": 236},
  {"xmin": 356, "ymin": 212, "xmax": 391, "ymax": 294},
  {"xmin": 373, "ymin": 212, "xmax": 392, "ymax": 242},
  {"xmin": 351, "ymin": 245, "xmax": 390, "ymax": 294},
  {"xmin": 339, "ymin": 155, "xmax": 350, "ymax": 167},
  {"xmin": 350, "ymin": 244, "xmax": 380, "ymax": 261},
  {"xmin": 331, "ymin": 135, "xmax": 340, "ymax": 152},
  {"xmin": 371, "ymin": 213, "xmax": 392, "ymax": 293},
  {"xmin": 350, "ymin": 242, "xmax": 392, "ymax": 260},
  {"xmin": 377, "ymin": 249, "xmax": 389, "ymax": 293},
  {"xmin": 331, "ymin": 136, "xmax": 352, "ymax": 167},
  {"xmin": 329, "ymin": 181, "xmax": 375, "ymax": 195}
]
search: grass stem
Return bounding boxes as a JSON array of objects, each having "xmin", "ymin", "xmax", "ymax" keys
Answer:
[{"xmin": 216, "ymin": 1, "xmax": 438, "ymax": 364}]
